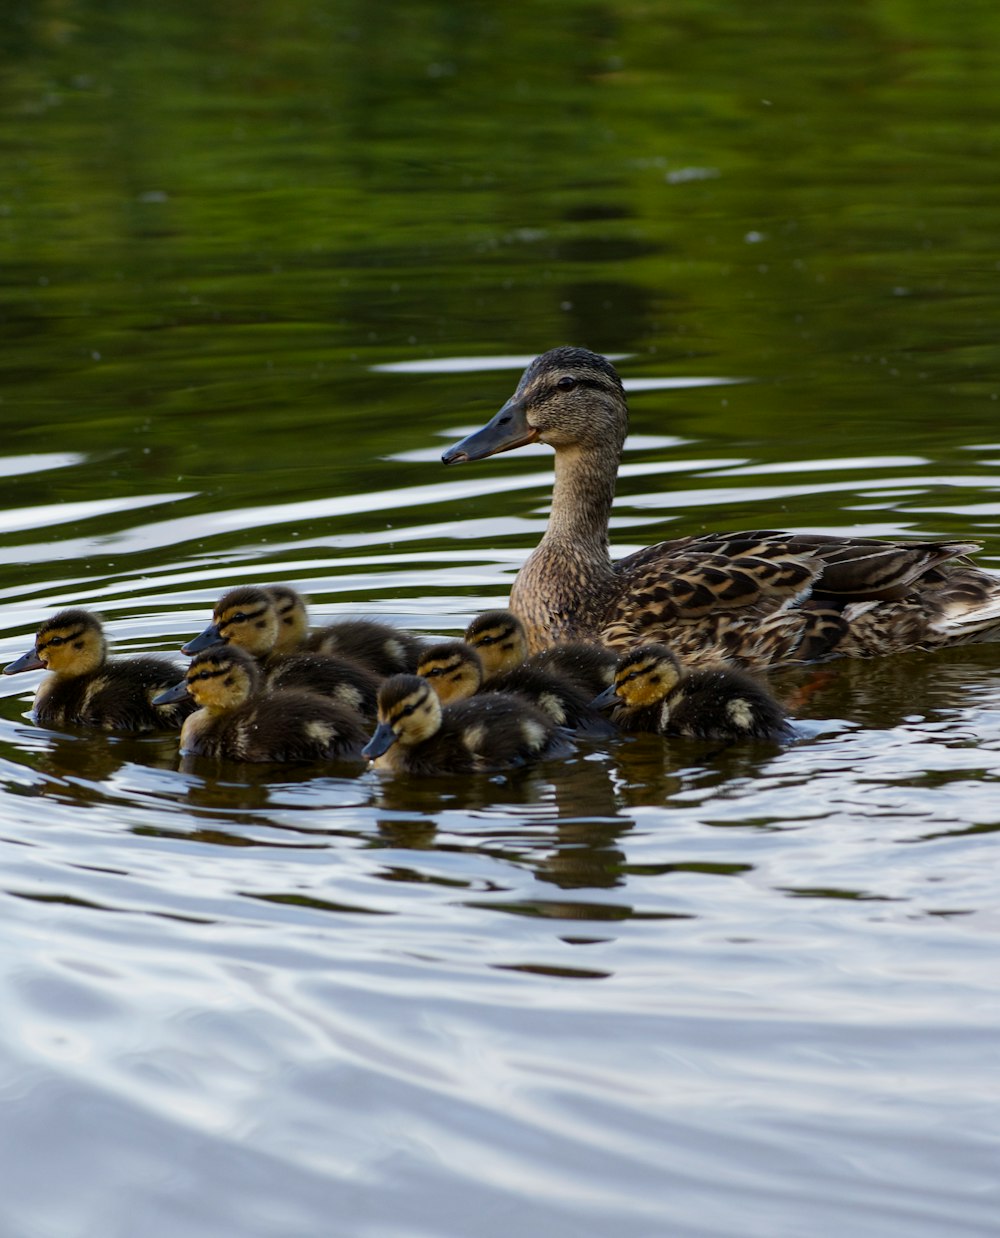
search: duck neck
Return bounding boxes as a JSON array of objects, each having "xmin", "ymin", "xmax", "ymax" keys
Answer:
[
  {"xmin": 512, "ymin": 441, "xmax": 621, "ymax": 647},
  {"xmin": 545, "ymin": 444, "xmax": 618, "ymax": 556}
]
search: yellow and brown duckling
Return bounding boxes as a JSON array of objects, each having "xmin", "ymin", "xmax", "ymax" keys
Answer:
[
  {"xmin": 443, "ymin": 346, "xmax": 1000, "ymax": 669},
  {"xmin": 417, "ymin": 638, "xmax": 616, "ymax": 738},
  {"xmin": 592, "ymin": 643, "xmax": 791, "ymax": 742},
  {"xmin": 3, "ymin": 608, "xmax": 194, "ymax": 732},
  {"xmin": 183, "ymin": 585, "xmax": 380, "ymax": 718},
  {"xmin": 154, "ymin": 644, "xmax": 368, "ymax": 763},
  {"xmin": 465, "ymin": 609, "xmax": 616, "ymax": 699},
  {"xmin": 362, "ymin": 673, "xmax": 574, "ymax": 775}
]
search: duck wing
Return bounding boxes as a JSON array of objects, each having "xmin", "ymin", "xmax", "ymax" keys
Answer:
[{"xmin": 601, "ymin": 531, "xmax": 995, "ymax": 668}]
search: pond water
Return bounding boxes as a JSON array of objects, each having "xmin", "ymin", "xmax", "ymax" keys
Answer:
[{"xmin": 2, "ymin": 3, "xmax": 1000, "ymax": 1236}]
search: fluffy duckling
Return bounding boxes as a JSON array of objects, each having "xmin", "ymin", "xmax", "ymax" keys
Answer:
[
  {"xmin": 363, "ymin": 673, "xmax": 573, "ymax": 775},
  {"xmin": 417, "ymin": 639, "xmax": 616, "ymax": 737},
  {"xmin": 466, "ymin": 609, "xmax": 617, "ymax": 699},
  {"xmin": 592, "ymin": 643, "xmax": 791, "ymax": 741},
  {"xmin": 3, "ymin": 608, "xmax": 193, "ymax": 732},
  {"xmin": 182, "ymin": 586, "xmax": 380, "ymax": 718},
  {"xmin": 154, "ymin": 644, "xmax": 367, "ymax": 762}
]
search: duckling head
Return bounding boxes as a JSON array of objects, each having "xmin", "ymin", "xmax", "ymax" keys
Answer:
[
  {"xmin": 157, "ymin": 644, "xmax": 261, "ymax": 713},
  {"xmin": 442, "ymin": 347, "xmax": 627, "ymax": 464},
  {"xmin": 417, "ymin": 640, "xmax": 483, "ymax": 704},
  {"xmin": 4, "ymin": 609, "xmax": 107, "ymax": 678},
  {"xmin": 266, "ymin": 584, "xmax": 309, "ymax": 655},
  {"xmin": 363, "ymin": 674, "xmax": 443, "ymax": 758},
  {"xmin": 182, "ymin": 586, "xmax": 279, "ymax": 657},
  {"xmin": 464, "ymin": 610, "xmax": 529, "ymax": 678},
  {"xmin": 592, "ymin": 643, "xmax": 682, "ymax": 709}
]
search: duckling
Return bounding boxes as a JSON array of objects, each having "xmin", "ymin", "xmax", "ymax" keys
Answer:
[
  {"xmin": 3, "ymin": 608, "xmax": 193, "ymax": 732},
  {"xmin": 465, "ymin": 609, "xmax": 616, "ymax": 699},
  {"xmin": 417, "ymin": 639, "xmax": 617, "ymax": 738},
  {"xmin": 592, "ymin": 643, "xmax": 791, "ymax": 741},
  {"xmin": 154, "ymin": 644, "xmax": 368, "ymax": 762},
  {"xmin": 443, "ymin": 346, "xmax": 1000, "ymax": 668},
  {"xmin": 363, "ymin": 673, "xmax": 574, "ymax": 775},
  {"xmin": 182, "ymin": 586, "xmax": 380, "ymax": 718}
]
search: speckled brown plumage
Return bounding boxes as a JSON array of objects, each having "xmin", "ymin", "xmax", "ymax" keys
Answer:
[{"xmin": 443, "ymin": 347, "xmax": 1000, "ymax": 669}]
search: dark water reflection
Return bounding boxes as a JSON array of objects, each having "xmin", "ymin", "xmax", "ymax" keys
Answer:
[{"xmin": 3, "ymin": 2, "xmax": 1000, "ymax": 1236}]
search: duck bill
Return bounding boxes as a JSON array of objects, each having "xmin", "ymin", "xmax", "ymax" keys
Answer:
[
  {"xmin": 441, "ymin": 397, "xmax": 539, "ymax": 464},
  {"xmin": 590, "ymin": 685, "xmax": 621, "ymax": 710},
  {"xmin": 3, "ymin": 648, "xmax": 44, "ymax": 675},
  {"xmin": 153, "ymin": 680, "xmax": 191, "ymax": 705},
  {"xmin": 181, "ymin": 623, "xmax": 223, "ymax": 655},
  {"xmin": 362, "ymin": 721, "xmax": 398, "ymax": 760}
]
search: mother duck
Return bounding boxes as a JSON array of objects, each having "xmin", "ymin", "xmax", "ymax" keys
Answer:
[{"xmin": 442, "ymin": 346, "xmax": 1000, "ymax": 669}]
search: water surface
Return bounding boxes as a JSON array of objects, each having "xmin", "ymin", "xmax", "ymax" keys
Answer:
[{"xmin": 2, "ymin": 3, "xmax": 1000, "ymax": 1236}]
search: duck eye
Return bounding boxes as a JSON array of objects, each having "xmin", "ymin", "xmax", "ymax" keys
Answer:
[
  {"xmin": 232, "ymin": 612, "xmax": 247, "ymax": 623},
  {"xmin": 556, "ymin": 375, "xmax": 577, "ymax": 391},
  {"xmin": 48, "ymin": 636, "xmax": 63, "ymax": 647},
  {"xmin": 425, "ymin": 667, "xmax": 442, "ymax": 677}
]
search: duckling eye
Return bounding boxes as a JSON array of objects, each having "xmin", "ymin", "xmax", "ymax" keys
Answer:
[
  {"xmin": 556, "ymin": 375, "xmax": 577, "ymax": 391},
  {"xmin": 48, "ymin": 636, "xmax": 64, "ymax": 647},
  {"xmin": 232, "ymin": 612, "xmax": 248, "ymax": 623},
  {"xmin": 424, "ymin": 667, "xmax": 443, "ymax": 677}
]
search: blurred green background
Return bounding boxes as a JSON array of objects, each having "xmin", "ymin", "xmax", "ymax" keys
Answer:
[{"xmin": 2, "ymin": 0, "xmax": 999, "ymax": 589}]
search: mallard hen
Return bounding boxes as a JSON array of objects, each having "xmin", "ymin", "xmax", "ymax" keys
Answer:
[
  {"xmin": 593, "ymin": 643, "xmax": 791, "ymax": 741},
  {"xmin": 362, "ymin": 673, "xmax": 573, "ymax": 775},
  {"xmin": 442, "ymin": 346, "xmax": 1000, "ymax": 669},
  {"xmin": 3, "ymin": 609, "xmax": 193, "ymax": 731}
]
